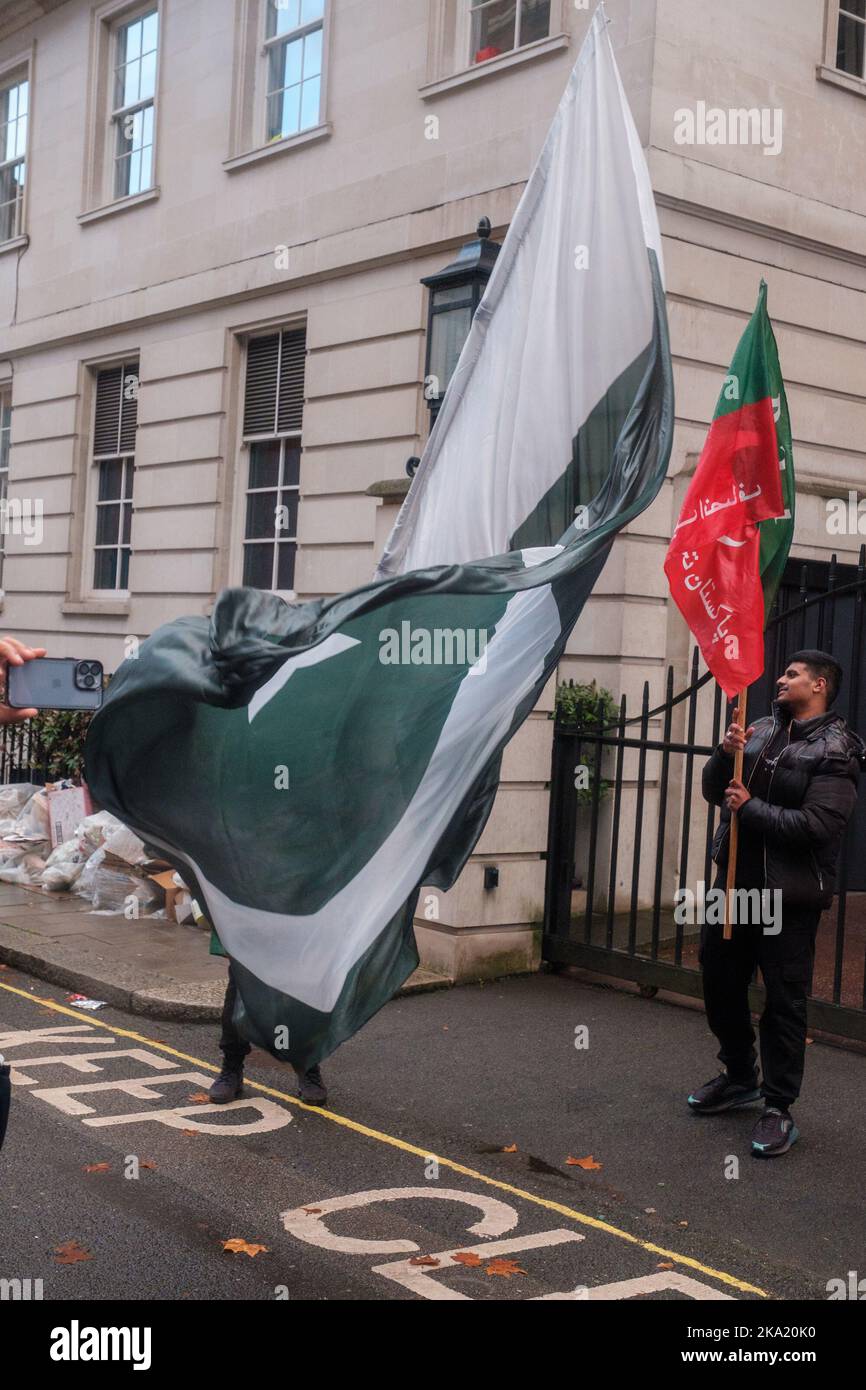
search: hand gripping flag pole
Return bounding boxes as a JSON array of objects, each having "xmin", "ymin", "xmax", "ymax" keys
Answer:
[{"xmin": 723, "ymin": 688, "xmax": 748, "ymax": 941}]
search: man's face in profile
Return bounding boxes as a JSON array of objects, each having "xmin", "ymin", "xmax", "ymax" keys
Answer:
[{"xmin": 776, "ymin": 662, "xmax": 823, "ymax": 711}]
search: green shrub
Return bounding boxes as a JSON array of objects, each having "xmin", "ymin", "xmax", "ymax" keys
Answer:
[
  {"xmin": 554, "ymin": 679, "xmax": 619, "ymax": 806},
  {"xmin": 30, "ymin": 707, "xmax": 95, "ymax": 782}
]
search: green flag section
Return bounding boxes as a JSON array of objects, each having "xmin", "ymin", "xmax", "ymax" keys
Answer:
[
  {"xmin": 757, "ymin": 287, "xmax": 795, "ymax": 616},
  {"xmin": 664, "ymin": 281, "xmax": 794, "ymax": 699},
  {"xmin": 85, "ymin": 8, "xmax": 675, "ymax": 1069}
]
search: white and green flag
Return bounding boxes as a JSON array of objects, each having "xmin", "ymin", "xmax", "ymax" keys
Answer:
[{"xmin": 86, "ymin": 6, "xmax": 674, "ymax": 1069}]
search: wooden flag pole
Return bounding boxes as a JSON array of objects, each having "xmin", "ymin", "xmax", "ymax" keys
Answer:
[{"xmin": 723, "ymin": 687, "xmax": 748, "ymax": 941}]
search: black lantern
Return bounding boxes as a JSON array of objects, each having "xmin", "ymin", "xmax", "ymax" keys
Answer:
[{"xmin": 421, "ymin": 217, "xmax": 500, "ymax": 422}]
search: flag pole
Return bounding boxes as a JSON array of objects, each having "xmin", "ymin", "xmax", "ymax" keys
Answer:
[{"xmin": 723, "ymin": 687, "xmax": 748, "ymax": 941}]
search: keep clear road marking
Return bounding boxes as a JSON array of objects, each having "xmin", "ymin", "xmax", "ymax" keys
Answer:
[{"xmin": 0, "ymin": 978, "xmax": 768, "ymax": 1299}]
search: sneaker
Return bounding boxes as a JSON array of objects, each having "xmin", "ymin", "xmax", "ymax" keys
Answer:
[
  {"xmin": 208, "ymin": 1066, "xmax": 244, "ymax": 1104},
  {"xmin": 751, "ymin": 1106, "xmax": 799, "ymax": 1158},
  {"xmin": 687, "ymin": 1072, "xmax": 761, "ymax": 1114},
  {"xmin": 295, "ymin": 1064, "xmax": 327, "ymax": 1106}
]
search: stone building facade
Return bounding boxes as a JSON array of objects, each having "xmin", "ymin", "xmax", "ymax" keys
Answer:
[{"xmin": 1, "ymin": 0, "xmax": 864, "ymax": 978}]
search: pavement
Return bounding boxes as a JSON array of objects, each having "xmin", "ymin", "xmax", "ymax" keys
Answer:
[
  {"xmin": 2, "ymin": 958, "xmax": 865, "ymax": 1306},
  {"xmin": 0, "ymin": 883, "xmax": 448, "ymax": 1018}
]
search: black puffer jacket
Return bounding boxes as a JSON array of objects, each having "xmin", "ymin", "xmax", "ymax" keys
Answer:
[{"xmin": 702, "ymin": 704, "xmax": 865, "ymax": 909}]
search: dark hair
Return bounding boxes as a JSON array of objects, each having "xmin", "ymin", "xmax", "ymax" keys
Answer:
[{"xmin": 786, "ymin": 650, "xmax": 843, "ymax": 705}]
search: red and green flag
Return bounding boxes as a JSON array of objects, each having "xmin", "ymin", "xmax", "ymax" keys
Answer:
[{"xmin": 664, "ymin": 281, "xmax": 794, "ymax": 698}]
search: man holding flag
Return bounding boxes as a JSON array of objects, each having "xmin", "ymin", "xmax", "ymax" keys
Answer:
[{"xmin": 666, "ymin": 284, "xmax": 864, "ymax": 1156}]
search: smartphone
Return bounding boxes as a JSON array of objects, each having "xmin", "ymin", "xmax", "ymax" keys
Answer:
[{"xmin": 6, "ymin": 657, "xmax": 104, "ymax": 712}]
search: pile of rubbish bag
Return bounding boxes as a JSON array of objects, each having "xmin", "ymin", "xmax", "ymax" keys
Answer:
[{"xmin": 0, "ymin": 783, "xmax": 199, "ymax": 924}]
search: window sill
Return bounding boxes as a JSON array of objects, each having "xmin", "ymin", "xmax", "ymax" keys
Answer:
[
  {"xmin": 816, "ymin": 64, "xmax": 866, "ymax": 98},
  {"xmin": 420, "ymin": 32, "xmax": 570, "ymax": 100},
  {"xmin": 61, "ymin": 598, "xmax": 131, "ymax": 616},
  {"xmin": 223, "ymin": 123, "xmax": 332, "ymax": 173},
  {"xmin": 77, "ymin": 187, "xmax": 161, "ymax": 226},
  {"xmin": 0, "ymin": 234, "xmax": 28, "ymax": 258}
]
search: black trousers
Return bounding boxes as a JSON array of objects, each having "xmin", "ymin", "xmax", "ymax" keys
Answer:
[
  {"xmin": 219, "ymin": 965, "xmax": 251, "ymax": 1071},
  {"xmin": 699, "ymin": 896, "xmax": 820, "ymax": 1110}
]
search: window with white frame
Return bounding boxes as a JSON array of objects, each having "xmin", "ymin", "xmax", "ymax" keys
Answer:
[
  {"xmin": 0, "ymin": 390, "xmax": 10, "ymax": 590},
  {"xmin": 111, "ymin": 8, "xmax": 159, "ymax": 198},
  {"xmin": 264, "ymin": 0, "xmax": 325, "ymax": 142},
  {"xmin": 91, "ymin": 362, "xmax": 138, "ymax": 590},
  {"xmin": 240, "ymin": 327, "xmax": 306, "ymax": 592},
  {"xmin": 0, "ymin": 74, "xmax": 28, "ymax": 242},
  {"xmin": 837, "ymin": 0, "xmax": 866, "ymax": 77},
  {"xmin": 466, "ymin": 0, "xmax": 551, "ymax": 65}
]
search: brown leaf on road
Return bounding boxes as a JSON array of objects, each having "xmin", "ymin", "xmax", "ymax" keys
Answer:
[
  {"xmin": 187, "ymin": 1091, "xmax": 211, "ymax": 1104},
  {"xmin": 140, "ymin": 1161, "xmax": 157, "ymax": 1171},
  {"xmin": 566, "ymin": 1155, "xmax": 602, "ymax": 1170},
  {"xmin": 302, "ymin": 1207, "xmax": 322, "ymax": 1215},
  {"xmin": 181, "ymin": 1128, "xmax": 199, "ymax": 1137},
  {"xmin": 678, "ymin": 1220, "xmax": 689, "ymax": 1228},
  {"xmin": 83, "ymin": 1162, "xmax": 110, "ymax": 1174},
  {"xmin": 409, "ymin": 1255, "xmax": 440, "ymax": 1267},
  {"xmin": 54, "ymin": 1240, "xmax": 93, "ymax": 1265},
  {"xmin": 486, "ymin": 1258, "xmax": 527, "ymax": 1278},
  {"xmin": 222, "ymin": 1238, "xmax": 270, "ymax": 1257},
  {"xmin": 656, "ymin": 1261, "xmax": 674, "ymax": 1270},
  {"xmin": 452, "ymin": 1251, "xmax": 483, "ymax": 1267},
  {"xmin": 501, "ymin": 1143, "xmax": 518, "ymax": 1153}
]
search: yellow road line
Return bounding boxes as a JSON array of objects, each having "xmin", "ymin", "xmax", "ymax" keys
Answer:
[{"xmin": 0, "ymin": 977, "xmax": 769, "ymax": 1297}]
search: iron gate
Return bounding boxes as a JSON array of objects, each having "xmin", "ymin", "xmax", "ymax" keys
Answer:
[{"xmin": 543, "ymin": 548, "xmax": 866, "ymax": 1043}]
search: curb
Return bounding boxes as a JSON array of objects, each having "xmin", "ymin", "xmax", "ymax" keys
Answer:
[{"xmin": 0, "ymin": 938, "xmax": 455, "ymax": 1022}]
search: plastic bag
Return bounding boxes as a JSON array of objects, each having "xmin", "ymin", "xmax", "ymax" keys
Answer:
[
  {"xmin": 76, "ymin": 810, "xmax": 122, "ymax": 857},
  {"xmin": 0, "ymin": 784, "xmax": 40, "ymax": 836},
  {"xmin": 39, "ymin": 837, "xmax": 90, "ymax": 892},
  {"xmin": 90, "ymin": 867, "xmax": 161, "ymax": 914},
  {"xmin": 102, "ymin": 823, "xmax": 147, "ymax": 866},
  {"xmin": 74, "ymin": 847, "xmax": 106, "ymax": 899}
]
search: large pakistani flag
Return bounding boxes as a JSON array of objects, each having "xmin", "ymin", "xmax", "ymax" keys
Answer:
[{"xmin": 85, "ymin": 6, "xmax": 674, "ymax": 1069}]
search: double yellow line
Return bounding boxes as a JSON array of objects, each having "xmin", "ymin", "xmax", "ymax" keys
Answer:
[{"xmin": 0, "ymin": 977, "xmax": 769, "ymax": 1297}]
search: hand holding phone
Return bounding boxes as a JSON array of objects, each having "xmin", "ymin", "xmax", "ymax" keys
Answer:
[
  {"xmin": 7, "ymin": 656, "xmax": 104, "ymax": 713},
  {"xmin": 0, "ymin": 635, "xmax": 48, "ymax": 723}
]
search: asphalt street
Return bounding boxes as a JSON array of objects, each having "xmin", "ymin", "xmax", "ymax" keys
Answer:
[{"xmin": 1, "ymin": 964, "xmax": 863, "ymax": 1304}]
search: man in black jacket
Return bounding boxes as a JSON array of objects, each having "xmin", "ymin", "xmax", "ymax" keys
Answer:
[{"xmin": 691, "ymin": 650, "xmax": 864, "ymax": 1157}]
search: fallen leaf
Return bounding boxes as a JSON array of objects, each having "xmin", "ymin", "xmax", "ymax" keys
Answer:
[
  {"xmin": 302, "ymin": 1207, "xmax": 322, "ymax": 1215},
  {"xmin": 83, "ymin": 1162, "xmax": 110, "ymax": 1174},
  {"xmin": 452, "ymin": 1251, "xmax": 483, "ymax": 1267},
  {"xmin": 566, "ymin": 1155, "xmax": 602, "ymax": 1170},
  {"xmin": 678, "ymin": 1220, "xmax": 689, "ymax": 1228},
  {"xmin": 501, "ymin": 1143, "xmax": 518, "ymax": 1153},
  {"xmin": 409, "ymin": 1255, "xmax": 440, "ymax": 1267},
  {"xmin": 222, "ymin": 1238, "xmax": 269, "ymax": 1257},
  {"xmin": 656, "ymin": 1261, "xmax": 674, "ymax": 1270},
  {"xmin": 140, "ymin": 1161, "xmax": 157, "ymax": 1171},
  {"xmin": 181, "ymin": 1128, "xmax": 199, "ymax": 1137},
  {"xmin": 188, "ymin": 1091, "xmax": 211, "ymax": 1104},
  {"xmin": 486, "ymin": 1258, "xmax": 527, "ymax": 1278},
  {"xmin": 54, "ymin": 1240, "xmax": 93, "ymax": 1264}
]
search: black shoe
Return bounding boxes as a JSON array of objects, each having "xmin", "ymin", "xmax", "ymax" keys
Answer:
[
  {"xmin": 687, "ymin": 1071, "xmax": 761, "ymax": 1114},
  {"xmin": 295, "ymin": 1064, "xmax": 327, "ymax": 1105},
  {"xmin": 751, "ymin": 1106, "xmax": 799, "ymax": 1157},
  {"xmin": 209, "ymin": 1066, "xmax": 244, "ymax": 1104}
]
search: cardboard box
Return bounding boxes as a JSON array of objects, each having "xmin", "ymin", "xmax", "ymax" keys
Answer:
[
  {"xmin": 149, "ymin": 868, "xmax": 184, "ymax": 919},
  {"xmin": 45, "ymin": 786, "xmax": 89, "ymax": 850}
]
